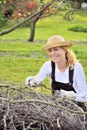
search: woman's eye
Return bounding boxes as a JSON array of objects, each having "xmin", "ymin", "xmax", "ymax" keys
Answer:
[
  {"xmin": 48, "ymin": 49, "xmax": 51, "ymax": 52},
  {"xmin": 48, "ymin": 48, "xmax": 60, "ymax": 52},
  {"xmin": 54, "ymin": 48, "xmax": 59, "ymax": 51}
]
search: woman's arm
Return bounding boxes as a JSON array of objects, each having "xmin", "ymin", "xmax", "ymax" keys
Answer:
[
  {"xmin": 34, "ymin": 61, "xmax": 51, "ymax": 82},
  {"xmin": 25, "ymin": 61, "xmax": 51, "ymax": 86},
  {"xmin": 73, "ymin": 62, "xmax": 87, "ymax": 96}
]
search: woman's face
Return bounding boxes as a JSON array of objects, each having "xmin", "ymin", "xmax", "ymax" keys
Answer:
[{"xmin": 48, "ymin": 47, "xmax": 66, "ymax": 63}]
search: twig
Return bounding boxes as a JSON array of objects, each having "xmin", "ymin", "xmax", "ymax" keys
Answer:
[
  {"xmin": 26, "ymin": 121, "xmax": 38, "ymax": 130},
  {"xmin": 57, "ymin": 118, "xmax": 61, "ymax": 130},
  {"xmin": 0, "ymin": 97, "xmax": 86, "ymax": 115},
  {"xmin": 6, "ymin": 92, "xmax": 10, "ymax": 116},
  {"xmin": 3, "ymin": 115, "xmax": 7, "ymax": 130},
  {"xmin": 9, "ymin": 99, "xmax": 87, "ymax": 115},
  {"xmin": 22, "ymin": 121, "xmax": 26, "ymax": 130}
]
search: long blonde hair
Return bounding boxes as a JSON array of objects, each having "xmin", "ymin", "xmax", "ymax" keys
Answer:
[{"xmin": 63, "ymin": 47, "xmax": 78, "ymax": 69}]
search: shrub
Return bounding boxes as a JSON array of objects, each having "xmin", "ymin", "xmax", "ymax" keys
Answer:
[
  {"xmin": 68, "ymin": 26, "xmax": 87, "ymax": 32},
  {"xmin": 0, "ymin": 13, "xmax": 7, "ymax": 28}
]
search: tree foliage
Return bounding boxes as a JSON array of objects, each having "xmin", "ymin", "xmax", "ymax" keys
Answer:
[{"xmin": 0, "ymin": 0, "xmax": 80, "ymax": 41}]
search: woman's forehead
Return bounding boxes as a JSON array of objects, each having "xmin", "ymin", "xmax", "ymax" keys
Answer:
[{"xmin": 48, "ymin": 46, "xmax": 62, "ymax": 51}]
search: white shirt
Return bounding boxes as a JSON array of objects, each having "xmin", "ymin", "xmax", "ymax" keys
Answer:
[{"xmin": 35, "ymin": 60, "xmax": 87, "ymax": 96}]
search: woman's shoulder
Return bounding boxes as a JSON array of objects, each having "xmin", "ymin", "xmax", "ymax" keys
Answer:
[
  {"xmin": 43, "ymin": 60, "xmax": 51, "ymax": 66},
  {"xmin": 40, "ymin": 60, "xmax": 52, "ymax": 74},
  {"xmin": 74, "ymin": 62, "xmax": 83, "ymax": 70},
  {"xmin": 41, "ymin": 60, "xmax": 52, "ymax": 71}
]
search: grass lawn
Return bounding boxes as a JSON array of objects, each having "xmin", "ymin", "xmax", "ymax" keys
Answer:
[{"xmin": 0, "ymin": 10, "xmax": 87, "ymax": 41}]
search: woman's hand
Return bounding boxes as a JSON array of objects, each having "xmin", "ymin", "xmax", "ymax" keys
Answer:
[
  {"xmin": 55, "ymin": 90, "xmax": 77, "ymax": 101},
  {"xmin": 25, "ymin": 76, "xmax": 41, "ymax": 87}
]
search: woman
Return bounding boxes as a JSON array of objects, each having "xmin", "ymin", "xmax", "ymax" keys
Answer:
[{"xmin": 25, "ymin": 35, "xmax": 87, "ymax": 102}]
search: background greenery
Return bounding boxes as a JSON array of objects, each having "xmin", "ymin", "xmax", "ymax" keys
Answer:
[{"xmin": 0, "ymin": 10, "xmax": 87, "ymax": 93}]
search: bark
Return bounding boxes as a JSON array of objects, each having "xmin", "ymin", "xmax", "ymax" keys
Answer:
[{"xmin": 29, "ymin": 11, "xmax": 43, "ymax": 42}]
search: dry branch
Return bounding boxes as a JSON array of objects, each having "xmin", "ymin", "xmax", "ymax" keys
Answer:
[{"xmin": 0, "ymin": 83, "xmax": 87, "ymax": 130}]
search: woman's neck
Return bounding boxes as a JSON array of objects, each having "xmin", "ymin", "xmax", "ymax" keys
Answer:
[{"xmin": 57, "ymin": 60, "xmax": 68, "ymax": 72}]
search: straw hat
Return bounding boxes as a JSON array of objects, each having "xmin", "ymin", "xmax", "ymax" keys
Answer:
[{"xmin": 42, "ymin": 35, "xmax": 73, "ymax": 51}]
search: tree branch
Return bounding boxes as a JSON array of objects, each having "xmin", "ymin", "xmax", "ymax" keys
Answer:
[{"xmin": 0, "ymin": 0, "xmax": 55, "ymax": 36}]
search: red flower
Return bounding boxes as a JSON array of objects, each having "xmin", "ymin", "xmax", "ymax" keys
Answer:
[{"xmin": 27, "ymin": 1, "xmax": 37, "ymax": 10}]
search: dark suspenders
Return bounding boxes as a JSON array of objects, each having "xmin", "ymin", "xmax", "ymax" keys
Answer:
[
  {"xmin": 51, "ymin": 61, "xmax": 74, "ymax": 86},
  {"xmin": 69, "ymin": 66, "xmax": 74, "ymax": 86},
  {"xmin": 51, "ymin": 61, "xmax": 55, "ymax": 81}
]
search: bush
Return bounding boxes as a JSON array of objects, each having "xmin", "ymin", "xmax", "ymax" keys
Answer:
[
  {"xmin": 0, "ymin": 13, "xmax": 7, "ymax": 28},
  {"xmin": 68, "ymin": 26, "xmax": 87, "ymax": 33}
]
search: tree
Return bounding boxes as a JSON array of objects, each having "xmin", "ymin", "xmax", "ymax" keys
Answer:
[
  {"xmin": 0, "ymin": 0, "xmax": 77, "ymax": 42},
  {"xmin": 0, "ymin": 0, "xmax": 57, "ymax": 41}
]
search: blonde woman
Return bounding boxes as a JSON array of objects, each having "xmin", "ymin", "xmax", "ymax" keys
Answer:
[{"xmin": 25, "ymin": 35, "xmax": 87, "ymax": 103}]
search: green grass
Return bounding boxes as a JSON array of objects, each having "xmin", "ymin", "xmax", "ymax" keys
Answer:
[
  {"xmin": 0, "ymin": 10, "xmax": 87, "ymax": 88},
  {"xmin": 0, "ymin": 10, "xmax": 87, "ymax": 41},
  {"xmin": 36, "ymin": 15, "xmax": 87, "ymax": 41},
  {"xmin": 0, "ymin": 41, "xmax": 87, "ymax": 84}
]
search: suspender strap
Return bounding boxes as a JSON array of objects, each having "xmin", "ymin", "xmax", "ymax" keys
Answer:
[
  {"xmin": 51, "ymin": 61, "xmax": 74, "ymax": 85},
  {"xmin": 69, "ymin": 68, "xmax": 74, "ymax": 86},
  {"xmin": 51, "ymin": 61, "xmax": 55, "ymax": 81}
]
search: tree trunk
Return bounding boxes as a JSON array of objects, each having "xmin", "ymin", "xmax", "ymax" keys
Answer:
[
  {"xmin": 28, "ymin": 11, "xmax": 43, "ymax": 42},
  {"xmin": 28, "ymin": 20, "xmax": 36, "ymax": 42}
]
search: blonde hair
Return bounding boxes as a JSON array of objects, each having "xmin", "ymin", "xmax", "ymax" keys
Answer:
[{"xmin": 63, "ymin": 47, "xmax": 78, "ymax": 69}]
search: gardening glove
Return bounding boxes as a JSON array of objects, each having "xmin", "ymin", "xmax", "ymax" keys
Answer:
[
  {"xmin": 25, "ymin": 76, "xmax": 41, "ymax": 87},
  {"xmin": 59, "ymin": 90, "xmax": 77, "ymax": 101},
  {"xmin": 25, "ymin": 76, "xmax": 33, "ymax": 86}
]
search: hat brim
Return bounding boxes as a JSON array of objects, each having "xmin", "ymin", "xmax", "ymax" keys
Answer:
[{"xmin": 42, "ymin": 41, "xmax": 73, "ymax": 51}]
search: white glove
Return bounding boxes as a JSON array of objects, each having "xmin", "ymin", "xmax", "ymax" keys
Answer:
[
  {"xmin": 25, "ymin": 76, "xmax": 33, "ymax": 86},
  {"xmin": 59, "ymin": 90, "xmax": 77, "ymax": 101},
  {"xmin": 25, "ymin": 76, "xmax": 41, "ymax": 87}
]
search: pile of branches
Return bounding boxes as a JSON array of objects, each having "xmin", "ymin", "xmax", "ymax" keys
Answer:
[{"xmin": 0, "ymin": 83, "xmax": 87, "ymax": 130}]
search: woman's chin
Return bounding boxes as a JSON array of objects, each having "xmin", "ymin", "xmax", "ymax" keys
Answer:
[{"xmin": 52, "ymin": 59, "xmax": 58, "ymax": 63}]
